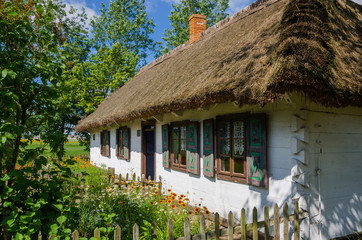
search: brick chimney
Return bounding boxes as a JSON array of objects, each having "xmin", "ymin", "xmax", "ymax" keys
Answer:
[{"xmin": 188, "ymin": 14, "xmax": 206, "ymax": 44}]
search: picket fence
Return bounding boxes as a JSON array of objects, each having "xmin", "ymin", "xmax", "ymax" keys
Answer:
[{"xmin": 36, "ymin": 166, "xmax": 307, "ymax": 240}]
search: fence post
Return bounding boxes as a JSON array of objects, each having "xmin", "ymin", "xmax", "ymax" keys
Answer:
[
  {"xmin": 152, "ymin": 221, "xmax": 157, "ymax": 239},
  {"xmin": 168, "ymin": 219, "xmax": 173, "ymax": 240},
  {"xmin": 94, "ymin": 227, "xmax": 101, "ymax": 240},
  {"xmin": 274, "ymin": 204, "xmax": 280, "ymax": 240},
  {"xmin": 184, "ymin": 217, "xmax": 191, "ymax": 240},
  {"xmin": 200, "ymin": 215, "xmax": 206, "ymax": 240},
  {"xmin": 132, "ymin": 173, "xmax": 136, "ymax": 181},
  {"xmin": 241, "ymin": 208, "xmax": 246, "ymax": 240},
  {"xmin": 73, "ymin": 230, "xmax": 79, "ymax": 240},
  {"xmin": 126, "ymin": 173, "xmax": 129, "ymax": 182},
  {"xmin": 114, "ymin": 225, "xmax": 121, "ymax": 240},
  {"xmin": 294, "ymin": 199, "xmax": 299, "ymax": 240},
  {"xmin": 264, "ymin": 205, "xmax": 270, "ymax": 240},
  {"xmin": 283, "ymin": 203, "xmax": 289, "ymax": 240},
  {"xmin": 158, "ymin": 176, "xmax": 162, "ymax": 196},
  {"xmin": 141, "ymin": 174, "xmax": 145, "ymax": 183},
  {"xmin": 215, "ymin": 212, "xmax": 220, "ymax": 240},
  {"xmin": 38, "ymin": 231, "xmax": 42, "ymax": 240},
  {"xmin": 228, "ymin": 211, "xmax": 233, "ymax": 240},
  {"xmin": 253, "ymin": 207, "xmax": 258, "ymax": 240},
  {"xmin": 133, "ymin": 223, "xmax": 139, "ymax": 240}
]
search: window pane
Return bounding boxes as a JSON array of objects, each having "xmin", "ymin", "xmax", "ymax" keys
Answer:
[
  {"xmin": 220, "ymin": 122, "xmax": 230, "ymax": 138},
  {"xmin": 172, "ymin": 140, "xmax": 179, "ymax": 154},
  {"xmin": 172, "ymin": 127, "xmax": 179, "ymax": 139},
  {"xmin": 234, "ymin": 157, "xmax": 245, "ymax": 174},
  {"xmin": 180, "ymin": 150, "xmax": 186, "ymax": 165},
  {"xmin": 233, "ymin": 139, "xmax": 244, "ymax": 156},
  {"xmin": 233, "ymin": 121, "xmax": 244, "ymax": 138},
  {"xmin": 221, "ymin": 139, "xmax": 230, "ymax": 155},
  {"xmin": 180, "ymin": 126, "xmax": 186, "ymax": 139},
  {"xmin": 221, "ymin": 156, "xmax": 230, "ymax": 172}
]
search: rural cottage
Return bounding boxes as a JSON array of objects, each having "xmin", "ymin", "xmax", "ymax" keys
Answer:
[{"xmin": 76, "ymin": 0, "xmax": 362, "ymax": 239}]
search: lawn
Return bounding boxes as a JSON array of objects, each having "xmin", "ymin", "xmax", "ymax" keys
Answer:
[{"xmin": 25, "ymin": 139, "xmax": 89, "ymax": 157}]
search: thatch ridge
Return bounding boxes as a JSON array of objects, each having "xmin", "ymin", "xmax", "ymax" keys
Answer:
[{"xmin": 75, "ymin": 0, "xmax": 362, "ymax": 132}]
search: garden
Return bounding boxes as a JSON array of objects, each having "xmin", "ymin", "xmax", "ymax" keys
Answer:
[{"xmin": 0, "ymin": 156, "xmax": 212, "ymax": 240}]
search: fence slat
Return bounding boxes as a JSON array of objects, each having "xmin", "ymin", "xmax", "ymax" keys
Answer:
[
  {"xmin": 132, "ymin": 173, "xmax": 136, "ymax": 181},
  {"xmin": 114, "ymin": 225, "xmax": 121, "ymax": 240},
  {"xmin": 168, "ymin": 219, "xmax": 174, "ymax": 240},
  {"xmin": 228, "ymin": 211, "xmax": 233, "ymax": 240},
  {"xmin": 294, "ymin": 199, "xmax": 299, "ymax": 240},
  {"xmin": 200, "ymin": 215, "xmax": 206, "ymax": 240},
  {"xmin": 283, "ymin": 203, "xmax": 289, "ymax": 240},
  {"xmin": 152, "ymin": 221, "xmax": 157, "ymax": 239},
  {"xmin": 94, "ymin": 227, "xmax": 100, "ymax": 240},
  {"xmin": 241, "ymin": 208, "xmax": 246, "ymax": 240},
  {"xmin": 184, "ymin": 217, "xmax": 191, "ymax": 240},
  {"xmin": 253, "ymin": 207, "xmax": 258, "ymax": 240},
  {"xmin": 73, "ymin": 230, "xmax": 79, "ymax": 240},
  {"xmin": 38, "ymin": 231, "xmax": 42, "ymax": 240},
  {"xmin": 264, "ymin": 205, "xmax": 270, "ymax": 240},
  {"xmin": 215, "ymin": 212, "xmax": 220, "ymax": 240},
  {"xmin": 274, "ymin": 204, "xmax": 280, "ymax": 240},
  {"xmin": 133, "ymin": 223, "xmax": 139, "ymax": 240}
]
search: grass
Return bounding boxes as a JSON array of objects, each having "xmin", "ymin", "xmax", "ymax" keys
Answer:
[{"xmin": 25, "ymin": 139, "xmax": 89, "ymax": 157}]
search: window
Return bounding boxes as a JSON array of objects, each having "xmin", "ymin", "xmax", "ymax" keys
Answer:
[
  {"xmin": 216, "ymin": 113, "xmax": 268, "ymax": 187},
  {"xmin": 100, "ymin": 130, "xmax": 110, "ymax": 157},
  {"xmin": 217, "ymin": 114, "xmax": 247, "ymax": 183},
  {"xmin": 93, "ymin": 134, "xmax": 95, "ymax": 141},
  {"xmin": 117, "ymin": 127, "xmax": 130, "ymax": 160},
  {"xmin": 171, "ymin": 123, "xmax": 187, "ymax": 171}
]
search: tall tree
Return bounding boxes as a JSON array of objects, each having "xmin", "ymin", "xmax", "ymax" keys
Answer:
[{"xmin": 161, "ymin": 0, "xmax": 229, "ymax": 55}]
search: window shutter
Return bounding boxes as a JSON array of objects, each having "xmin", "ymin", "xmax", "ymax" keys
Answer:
[
  {"xmin": 203, "ymin": 119, "xmax": 214, "ymax": 177},
  {"xmin": 247, "ymin": 113, "xmax": 268, "ymax": 188},
  {"xmin": 101, "ymin": 131, "xmax": 104, "ymax": 156},
  {"xmin": 123, "ymin": 128, "xmax": 131, "ymax": 160},
  {"xmin": 187, "ymin": 121, "xmax": 200, "ymax": 175},
  {"xmin": 162, "ymin": 124, "xmax": 170, "ymax": 168},
  {"xmin": 107, "ymin": 130, "xmax": 111, "ymax": 157},
  {"xmin": 116, "ymin": 129, "xmax": 120, "ymax": 157}
]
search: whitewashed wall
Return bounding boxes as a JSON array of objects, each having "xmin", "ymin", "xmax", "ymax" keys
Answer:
[
  {"xmin": 88, "ymin": 98, "xmax": 362, "ymax": 240},
  {"xmin": 300, "ymin": 104, "xmax": 362, "ymax": 240},
  {"xmin": 90, "ymin": 120, "xmax": 143, "ymax": 177}
]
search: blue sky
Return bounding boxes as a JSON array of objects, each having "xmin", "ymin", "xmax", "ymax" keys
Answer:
[{"xmin": 64, "ymin": 0, "xmax": 362, "ymax": 64}]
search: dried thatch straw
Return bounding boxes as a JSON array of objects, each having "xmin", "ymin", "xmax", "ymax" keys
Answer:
[{"xmin": 75, "ymin": 0, "xmax": 362, "ymax": 132}]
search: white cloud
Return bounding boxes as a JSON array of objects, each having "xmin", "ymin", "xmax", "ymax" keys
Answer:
[
  {"xmin": 351, "ymin": 0, "xmax": 362, "ymax": 4},
  {"xmin": 63, "ymin": 0, "xmax": 98, "ymax": 29}
]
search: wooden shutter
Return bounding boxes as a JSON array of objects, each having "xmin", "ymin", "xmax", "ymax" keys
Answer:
[
  {"xmin": 106, "ymin": 130, "xmax": 111, "ymax": 157},
  {"xmin": 162, "ymin": 124, "xmax": 170, "ymax": 168},
  {"xmin": 123, "ymin": 128, "xmax": 131, "ymax": 160},
  {"xmin": 247, "ymin": 113, "xmax": 268, "ymax": 188},
  {"xmin": 100, "ymin": 131, "xmax": 104, "ymax": 156},
  {"xmin": 203, "ymin": 119, "xmax": 214, "ymax": 177},
  {"xmin": 186, "ymin": 121, "xmax": 200, "ymax": 175},
  {"xmin": 116, "ymin": 129, "xmax": 120, "ymax": 157}
]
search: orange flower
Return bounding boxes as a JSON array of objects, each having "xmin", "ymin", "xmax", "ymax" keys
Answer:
[
  {"xmin": 194, "ymin": 207, "xmax": 200, "ymax": 213},
  {"xmin": 182, "ymin": 203, "xmax": 186, "ymax": 208},
  {"xmin": 203, "ymin": 206, "xmax": 207, "ymax": 210},
  {"xmin": 140, "ymin": 186, "xmax": 143, "ymax": 190},
  {"xmin": 171, "ymin": 204, "xmax": 176, "ymax": 209},
  {"xmin": 167, "ymin": 189, "xmax": 172, "ymax": 192},
  {"xmin": 188, "ymin": 211, "xmax": 193, "ymax": 215},
  {"xmin": 160, "ymin": 200, "xmax": 165, "ymax": 203},
  {"xmin": 121, "ymin": 181, "xmax": 125, "ymax": 185},
  {"xmin": 205, "ymin": 210, "xmax": 210, "ymax": 215},
  {"xmin": 167, "ymin": 199, "xmax": 172, "ymax": 204},
  {"xmin": 178, "ymin": 200, "xmax": 182, "ymax": 205},
  {"xmin": 171, "ymin": 196, "xmax": 176, "ymax": 201},
  {"xmin": 184, "ymin": 198, "xmax": 190, "ymax": 202},
  {"xmin": 154, "ymin": 191, "xmax": 158, "ymax": 195},
  {"xmin": 150, "ymin": 201, "xmax": 155, "ymax": 205},
  {"xmin": 130, "ymin": 185, "xmax": 135, "ymax": 189},
  {"xmin": 180, "ymin": 194, "xmax": 185, "ymax": 198}
]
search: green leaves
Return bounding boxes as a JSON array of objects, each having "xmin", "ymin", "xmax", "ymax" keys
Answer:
[
  {"xmin": 161, "ymin": 0, "xmax": 229, "ymax": 54},
  {"xmin": 1, "ymin": 69, "xmax": 17, "ymax": 79}
]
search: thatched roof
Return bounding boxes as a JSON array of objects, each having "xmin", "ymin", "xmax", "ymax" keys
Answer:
[{"xmin": 75, "ymin": 0, "xmax": 362, "ymax": 132}]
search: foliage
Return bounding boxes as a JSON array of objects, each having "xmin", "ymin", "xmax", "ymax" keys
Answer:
[
  {"xmin": 160, "ymin": 0, "xmax": 229, "ymax": 55},
  {"xmin": 24, "ymin": 140, "xmax": 89, "ymax": 158}
]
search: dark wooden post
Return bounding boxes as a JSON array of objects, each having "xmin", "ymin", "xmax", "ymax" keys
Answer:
[
  {"xmin": 200, "ymin": 215, "xmax": 206, "ymax": 240},
  {"xmin": 228, "ymin": 211, "xmax": 233, "ymax": 240},
  {"xmin": 283, "ymin": 203, "xmax": 289, "ymax": 240},
  {"xmin": 274, "ymin": 204, "xmax": 280, "ymax": 240},
  {"xmin": 168, "ymin": 219, "xmax": 173, "ymax": 240},
  {"xmin": 264, "ymin": 205, "xmax": 270, "ymax": 240},
  {"xmin": 241, "ymin": 208, "xmax": 246, "ymax": 240},
  {"xmin": 253, "ymin": 207, "xmax": 258, "ymax": 240},
  {"xmin": 294, "ymin": 199, "xmax": 299, "ymax": 240}
]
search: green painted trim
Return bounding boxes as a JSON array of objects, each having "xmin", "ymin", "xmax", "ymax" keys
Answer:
[
  {"xmin": 188, "ymin": 149, "xmax": 196, "ymax": 169},
  {"xmin": 204, "ymin": 150, "xmax": 212, "ymax": 172},
  {"xmin": 188, "ymin": 125, "xmax": 196, "ymax": 146},
  {"xmin": 250, "ymin": 152, "xmax": 262, "ymax": 181},
  {"xmin": 250, "ymin": 119, "xmax": 262, "ymax": 147},
  {"xmin": 204, "ymin": 123, "xmax": 211, "ymax": 146}
]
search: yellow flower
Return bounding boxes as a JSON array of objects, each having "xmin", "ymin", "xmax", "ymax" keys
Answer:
[
  {"xmin": 182, "ymin": 203, "xmax": 186, "ymax": 208},
  {"xmin": 188, "ymin": 211, "xmax": 193, "ymax": 215},
  {"xmin": 194, "ymin": 207, "xmax": 200, "ymax": 213},
  {"xmin": 130, "ymin": 185, "xmax": 135, "ymax": 189},
  {"xmin": 171, "ymin": 204, "xmax": 176, "ymax": 209},
  {"xmin": 205, "ymin": 210, "xmax": 210, "ymax": 215},
  {"xmin": 167, "ymin": 199, "xmax": 172, "ymax": 204}
]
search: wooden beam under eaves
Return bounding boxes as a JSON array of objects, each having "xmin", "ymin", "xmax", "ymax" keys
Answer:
[
  {"xmin": 171, "ymin": 111, "xmax": 183, "ymax": 117},
  {"xmin": 153, "ymin": 114, "xmax": 163, "ymax": 122}
]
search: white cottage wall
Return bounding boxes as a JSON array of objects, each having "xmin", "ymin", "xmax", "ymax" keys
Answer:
[
  {"xmin": 303, "ymin": 107, "xmax": 362, "ymax": 240},
  {"xmin": 90, "ymin": 120, "xmax": 143, "ymax": 177}
]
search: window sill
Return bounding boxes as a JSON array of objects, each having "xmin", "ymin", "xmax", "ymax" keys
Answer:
[
  {"xmin": 217, "ymin": 173, "xmax": 247, "ymax": 184},
  {"xmin": 171, "ymin": 165, "xmax": 187, "ymax": 173}
]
